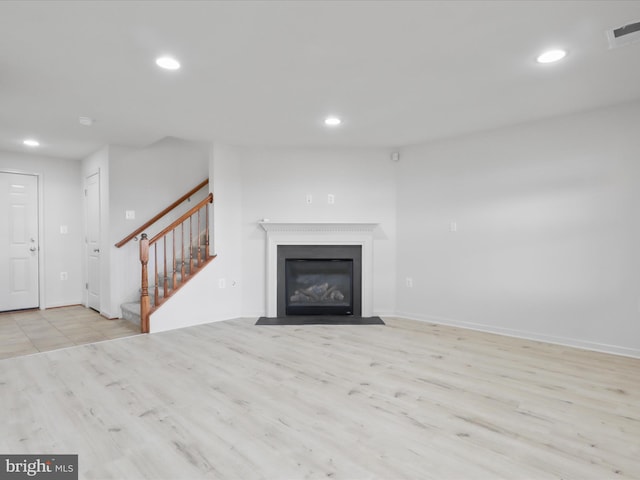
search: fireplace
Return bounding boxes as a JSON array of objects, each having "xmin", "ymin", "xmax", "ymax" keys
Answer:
[
  {"xmin": 259, "ymin": 221, "xmax": 377, "ymax": 318},
  {"xmin": 277, "ymin": 245, "xmax": 362, "ymax": 317}
]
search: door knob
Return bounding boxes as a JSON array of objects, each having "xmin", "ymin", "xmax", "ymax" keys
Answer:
[
  {"xmin": 94, "ymin": 248, "xmax": 100, "ymax": 253},
  {"xmin": 29, "ymin": 246, "xmax": 37, "ymax": 252}
]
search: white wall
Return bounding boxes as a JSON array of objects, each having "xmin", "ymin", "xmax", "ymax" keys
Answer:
[
  {"xmin": 150, "ymin": 143, "xmax": 243, "ymax": 332},
  {"xmin": 396, "ymin": 101, "xmax": 640, "ymax": 357},
  {"xmin": 0, "ymin": 150, "xmax": 83, "ymax": 308},
  {"xmin": 239, "ymin": 147, "xmax": 397, "ymax": 317}
]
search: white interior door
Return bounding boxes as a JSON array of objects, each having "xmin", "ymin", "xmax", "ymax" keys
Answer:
[
  {"xmin": 86, "ymin": 172, "xmax": 101, "ymax": 311},
  {"xmin": 0, "ymin": 172, "xmax": 39, "ymax": 311}
]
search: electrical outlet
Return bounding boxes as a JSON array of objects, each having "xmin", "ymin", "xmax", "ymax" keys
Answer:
[
  {"xmin": 306, "ymin": 194, "xmax": 313, "ymax": 205},
  {"xmin": 406, "ymin": 277, "xmax": 413, "ymax": 288},
  {"xmin": 328, "ymin": 194, "xmax": 335, "ymax": 204},
  {"xmin": 60, "ymin": 272, "xmax": 68, "ymax": 281}
]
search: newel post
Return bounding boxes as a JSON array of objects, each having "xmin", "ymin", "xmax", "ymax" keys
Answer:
[
  {"xmin": 140, "ymin": 233, "xmax": 150, "ymax": 334},
  {"xmin": 205, "ymin": 199, "xmax": 211, "ymax": 259}
]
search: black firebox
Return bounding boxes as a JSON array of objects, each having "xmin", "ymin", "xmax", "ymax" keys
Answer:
[
  {"xmin": 277, "ymin": 245, "xmax": 362, "ymax": 317},
  {"xmin": 285, "ymin": 259, "xmax": 353, "ymax": 315}
]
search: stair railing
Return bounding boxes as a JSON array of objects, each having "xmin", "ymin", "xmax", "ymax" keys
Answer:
[{"xmin": 139, "ymin": 193, "xmax": 214, "ymax": 333}]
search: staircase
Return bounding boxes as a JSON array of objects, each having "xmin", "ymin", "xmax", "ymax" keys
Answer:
[
  {"xmin": 115, "ymin": 180, "xmax": 215, "ymax": 333},
  {"xmin": 120, "ymin": 242, "xmax": 214, "ymax": 327}
]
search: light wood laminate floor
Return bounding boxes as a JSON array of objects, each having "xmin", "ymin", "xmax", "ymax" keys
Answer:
[
  {"xmin": 1, "ymin": 317, "xmax": 638, "ymax": 479},
  {"xmin": 0, "ymin": 305, "xmax": 140, "ymax": 360}
]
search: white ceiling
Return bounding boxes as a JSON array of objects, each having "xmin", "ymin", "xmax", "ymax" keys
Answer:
[{"xmin": 1, "ymin": 0, "xmax": 640, "ymax": 159}]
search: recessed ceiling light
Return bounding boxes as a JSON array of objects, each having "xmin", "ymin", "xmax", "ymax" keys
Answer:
[
  {"xmin": 79, "ymin": 116, "xmax": 94, "ymax": 126},
  {"xmin": 155, "ymin": 56, "xmax": 181, "ymax": 70},
  {"xmin": 536, "ymin": 49, "xmax": 567, "ymax": 64},
  {"xmin": 23, "ymin": 139, "xmax": 40, "ymax": 147},
  {"xmin": 324, "ymin": 116, "xmax": 341, "ymax": 126}
]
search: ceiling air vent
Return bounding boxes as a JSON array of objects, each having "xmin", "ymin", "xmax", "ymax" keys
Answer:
[{"xmin": 607, "ymin": 21, "xmax": 640, "ymax": 49}]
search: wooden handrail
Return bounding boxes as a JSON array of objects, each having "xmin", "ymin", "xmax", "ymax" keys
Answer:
[
  {"xmin": 148, "ymin": 194, "xmax": 213, "ymax": 245},
  {"xmin": 115, "ymin": 179, "xmax": 209, "ymax": 248}
]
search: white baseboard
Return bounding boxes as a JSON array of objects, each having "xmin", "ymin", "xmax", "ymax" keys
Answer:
[{"xmin": 395, "ymin": 310, "xmax": 640, "ymax": 359}]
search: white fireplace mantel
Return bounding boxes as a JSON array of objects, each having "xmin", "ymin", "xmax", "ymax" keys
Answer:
[
  {"xmin": 259, "ymin": 221, "xmax": 378, "ymax": 233},
  {"xmin": 260, "ymin": 222, "xmax": 378, "ymax": 317}
]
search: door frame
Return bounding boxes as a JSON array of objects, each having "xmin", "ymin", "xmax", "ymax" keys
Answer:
[{"xmin": 0, "ymin": 168, "xmax": 45, "ymax": 310}]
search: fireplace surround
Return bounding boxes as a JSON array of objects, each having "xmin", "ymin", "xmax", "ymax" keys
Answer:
[{"xmin": 259, "ymin": 222, "xmax": 377, "ymax": 318}]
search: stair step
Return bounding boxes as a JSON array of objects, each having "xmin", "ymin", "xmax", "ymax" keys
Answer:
[
  {"xmin": 121, "ymin": 302, "xmax": 141, "ymax": 326},
  {"xmin": 121, "ymin": 295, "xmax": 164, "ymax": 326},
  {"xmin": 150, "ymin": 258, "xmax": 210, "ymax": 289},
  {"xmin": 145, "ymin": 287, "xmax": 166, "ymax": 297},
  {"xmin": 145, "ymin": 276, "xmax": 186, "ymax": 292}
]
